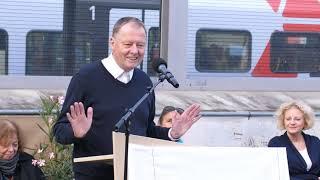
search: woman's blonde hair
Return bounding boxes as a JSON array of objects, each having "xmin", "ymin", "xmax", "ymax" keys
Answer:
[
  {"xmin": 0, "ymin": 120, "xmax": 23, "ymax": 152},
  {"xmin": 275, "ymin": 100, "xmax": 315, "ymax": 130}
]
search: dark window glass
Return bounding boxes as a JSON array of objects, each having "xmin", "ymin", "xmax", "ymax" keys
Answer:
[
  {"xmin": 26, "ymin": 31, "xmax": 92, "ymax": 76},
  {"xmin": 195, "ymin": 29, "xmax": 251, "ymax": 73},
  {"xmin": 74, "ymin": 32, "xmax": 93, "ymax": 73},
  {"xmin": 270, "ymin": 31, "xmax": 320, "ymax": 73},
  {"xmin": 147, "ymin": 27, "xmax": 160, "ymax": 76},
  {"xmin": 26, "ymin": 31, "xmax": 63, "ymax": 75},
  {"xmin": 0, "ymin": 29, "xmax": 8, "ymax": 75}
]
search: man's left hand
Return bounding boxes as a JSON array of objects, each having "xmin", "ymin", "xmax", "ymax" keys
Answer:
[{"xmin": 170, "ymin": 103, "xmax": 201, "ymax": 139}]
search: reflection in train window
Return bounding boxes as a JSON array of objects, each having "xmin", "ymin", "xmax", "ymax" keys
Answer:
[
  {"xmin": 0, "ymin": 29, "xmax": 8, "ymax": 75},
  {"xmin": 74, "ymin": 32, "xmax": 93, "ymax": 74},
  {"xmin": 26, "ymin": 31, "xmax": 63, "ymax": 75},
  {"xmin": 270, "ymin": 32, "xmax": 320, "ymax": 73},
  {"xmin": 26, "ymin": 31, "xmax": 92, "ymax": 76},
  {"xmin": 147, "ymin": 27, "xmax": 160, "ymax": 76},
  {"xmin": 195, "ymin": 29, "xmax": 251, "ymax": 72}
]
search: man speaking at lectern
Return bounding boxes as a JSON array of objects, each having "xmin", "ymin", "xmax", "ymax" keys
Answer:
[{"xmin": 53, "ymin": 17, "xmax": 201, "ymax": 180}]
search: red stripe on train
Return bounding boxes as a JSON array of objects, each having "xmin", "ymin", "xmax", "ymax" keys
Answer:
[
  {"xmin": 266, "ymin": 0, "xmax": 281, "ymax": 13},
  {"xmin": 283, "ymin": 24, "xmax": 320, "ymax": 32},
  {"xmin": 283, "ymin": 0, "xmax": 320, "ymax": 18}
]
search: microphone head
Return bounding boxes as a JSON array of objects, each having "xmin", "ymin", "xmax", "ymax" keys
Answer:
[{"xmin": 152, "ymin": 58, "xmax": 167, "ymax": 73}]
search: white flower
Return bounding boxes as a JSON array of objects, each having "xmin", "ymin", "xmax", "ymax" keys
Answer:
[
  {"xmin": 37, "ymin": 159, "xmax": 46, "ymax": 167},
  {"xmin": 49, "ymin": 152, "xmax": 55, "ymax": 159},
  {"xmin": 48, "ymin": 117, "xmax": 53, "ymax": 125},
  {"xmin": 32, "ymin": 159, "xmax": 38, "ymax": 166},
  {"xmin": 37, "ymin": 148, "xmax": 44, "ymax": 153},
  {"xmin": 58, "ymin": 96, "xmax": 65, "ymax": 105},
  {"xmin": 49, "ymin": 96, "xmax": 55, "ymax": 101}
]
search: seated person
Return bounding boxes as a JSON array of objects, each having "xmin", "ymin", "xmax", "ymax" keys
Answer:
[
  {"xmin": 268, "ymin": 101, "xmax": 320, "ymax": 180},
  {"xmin": 0, "ymin": 120, "xmax": 45, "ymax": 180},
  {"xmin": 158, "ymin": 106, "xmax": 184, "ymax": 142}
]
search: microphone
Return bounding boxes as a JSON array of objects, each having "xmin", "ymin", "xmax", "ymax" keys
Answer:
[{"xmin": 152, "ymin": 58, "xmax": 179, "ymax": 88}]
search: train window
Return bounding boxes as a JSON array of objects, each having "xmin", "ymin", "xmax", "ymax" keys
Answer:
[
  {"xmin": 26, "ymin": 31, "xmax": 92, "ymax": 76},
  {"xmin": 74, "ymin": 32, "xmax": 93, "ymax": 73},
  {"xmin": 147, "ymin": 27, "xmax": 160, "ymax": 76},
  {"xmin": 195, "ymin": 29, "xmax": 251, "ymax": 73},
  {"xmin": 26, "ymin": 31, "xmax": 63, "ymax": 75},
  {"xmin": 0, "ymin": 29, "xmax": 8, "ymax": 75},
  {"xmin": 270, "ymin": 32, "xmax": 320, "ymax": 73}
]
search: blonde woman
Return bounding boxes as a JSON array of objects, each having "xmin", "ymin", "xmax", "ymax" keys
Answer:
[{"xmin": 268, "ymin": 101, "xmax": 320, "ymax": 180}]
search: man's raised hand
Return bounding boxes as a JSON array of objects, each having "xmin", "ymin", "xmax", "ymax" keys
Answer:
[
  {"xmin": 170, "ymin": 103, "xmax": 201, "ymax": 139},
  {"xmin": 66, "ymin": 102, "xmax": 93, "ymax": 138}
]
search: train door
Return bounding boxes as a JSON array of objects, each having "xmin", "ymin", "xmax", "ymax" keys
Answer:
[{"xmin": 73, "ymin": 0, "xmax": 161, "ymax": 76}]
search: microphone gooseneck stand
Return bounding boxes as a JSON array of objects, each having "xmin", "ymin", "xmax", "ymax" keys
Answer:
[{"xmin": 114, "ymin": 73, "xmax": 166, "ymax": 180}]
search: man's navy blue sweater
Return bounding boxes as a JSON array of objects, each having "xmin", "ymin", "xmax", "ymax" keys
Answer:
[{"xmin": 53, "ymin": 60, "xmax": 170, "ymax": 178}]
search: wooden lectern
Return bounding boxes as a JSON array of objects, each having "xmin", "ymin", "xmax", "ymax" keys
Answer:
[
  {"xmin": 74, "ymin": 132, "xmax": 183, "ymax": 180},
  {"xmin": 74, "ymin": 132, "xmax": 290, "ymax": 180}
]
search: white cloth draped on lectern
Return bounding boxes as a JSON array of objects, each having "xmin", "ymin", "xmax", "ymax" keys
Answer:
[{"xmin": 128, "ymin": 144, "xmax": 289, "ymax": 180}]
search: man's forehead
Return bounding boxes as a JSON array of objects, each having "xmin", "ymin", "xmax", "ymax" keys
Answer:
[{"xmin": 116, "ymin": 22, "xmax": 146, "ymax": 35}]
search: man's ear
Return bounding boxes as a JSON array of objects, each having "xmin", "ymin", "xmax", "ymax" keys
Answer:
[{"xmin": 109, "ymin": 37, "xmax": 115, "ymax": 48}]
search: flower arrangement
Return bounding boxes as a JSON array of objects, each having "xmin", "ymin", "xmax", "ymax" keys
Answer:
[{"xmin": 32, "ymin": 95, "xmax": 74, "ymax": 180}]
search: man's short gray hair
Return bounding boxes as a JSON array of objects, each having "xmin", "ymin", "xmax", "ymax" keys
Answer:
[{"xmin": 112, "ymin": 17, "xmax": 146, "ymax": 37}]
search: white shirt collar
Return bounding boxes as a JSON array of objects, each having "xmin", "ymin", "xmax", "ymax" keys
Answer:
[{"xmin": 101, "ymin": 54, "xmax": 133, "ymax": 82}]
